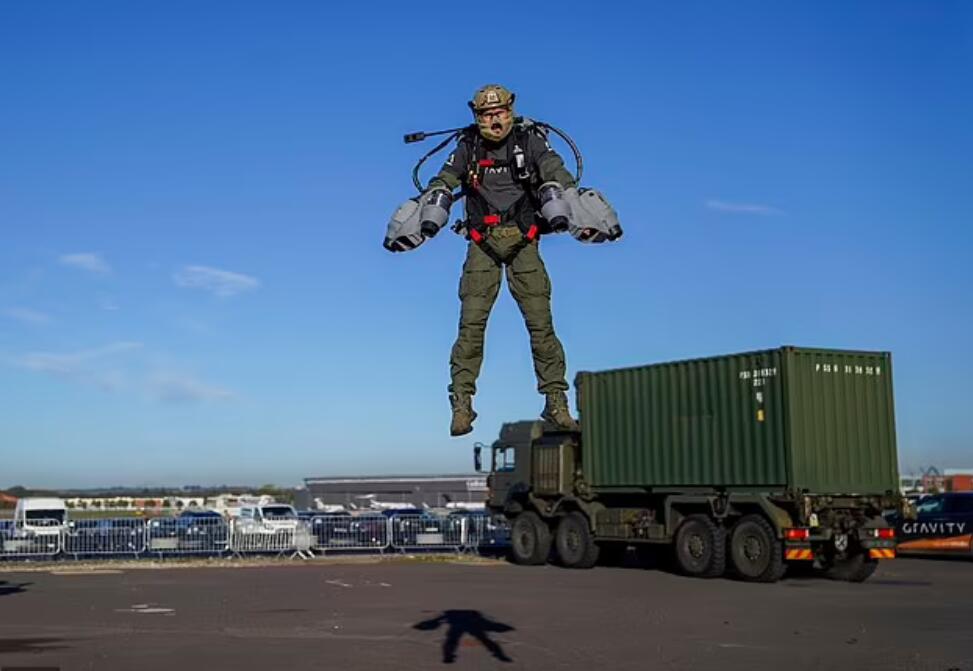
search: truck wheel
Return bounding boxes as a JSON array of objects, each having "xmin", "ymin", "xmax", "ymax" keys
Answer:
[
  {"xmin": 554, "ymin": 512, "xmax": 600, "ymax": 569},
  {"xmin": 824, "ymin": 551, "xmax": 877, "ymax": 583},
  {"xmin": 728, "ymin": 514, "xmax": 785, "ymax": 583},
  {"xmin": 673, "ymin": 514, "xmax": 725, "ymax": 578},
  {"xmin": 510, "ymin": 512, "xmax": 551, "ymax": 566}
]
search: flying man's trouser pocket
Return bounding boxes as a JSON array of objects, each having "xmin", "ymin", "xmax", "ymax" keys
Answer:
[{"xmin": 449, "ymin": 243, "xmax": 502, "ymax": 396}]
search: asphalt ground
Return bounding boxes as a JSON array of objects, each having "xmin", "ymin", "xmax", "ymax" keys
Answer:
[{"xmin": 0, "ymin": 556, "xmax": 970, "ymax": 671}]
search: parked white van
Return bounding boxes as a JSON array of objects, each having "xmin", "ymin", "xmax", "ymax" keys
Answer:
[
  {"xmin": 14, "ymin": 497, "xmax": 69, "ymax": 536},
  {"xmin": 235, "ymin": 503, "xmax": 299, "ymax": 534},
  {"xmin": 2, "ymin": 497, "xmax": 67, "ymax": 554}
]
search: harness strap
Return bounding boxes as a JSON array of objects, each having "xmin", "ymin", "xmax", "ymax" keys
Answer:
[{"xmin": 462, "ymin": 126, "xmax": 543, "ymax": 246}]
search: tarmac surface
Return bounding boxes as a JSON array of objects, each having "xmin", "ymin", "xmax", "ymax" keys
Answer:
[{"xmin": 0, "ymin": 555, "xmax": 971, "ymax": 671}]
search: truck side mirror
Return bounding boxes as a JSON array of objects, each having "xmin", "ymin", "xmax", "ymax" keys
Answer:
[{"xmin": 473, "ymin": 444, "xmax": 483, "ymax": 473}]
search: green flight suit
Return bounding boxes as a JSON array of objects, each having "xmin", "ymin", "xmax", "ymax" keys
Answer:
[
  {"xmin": 429, "ymin": 126, "xmax": 575, "ymax": 398},
  {"xmin": 449, "ymin": 226, "xmax": 568, "ymax": 396}
]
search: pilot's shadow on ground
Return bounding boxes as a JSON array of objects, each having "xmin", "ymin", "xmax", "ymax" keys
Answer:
[
  {"xmin": 0, "ymin": 580, "xmax": 31, "ymax": 597},
  {"xmin": 413, "ymin": 609, "xmax": 515, "ymax": 664}
]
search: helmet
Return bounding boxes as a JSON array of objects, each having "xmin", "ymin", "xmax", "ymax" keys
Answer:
[{"xmin": 468, "ymin": 84, "xmax": 516, "ymax": 142}]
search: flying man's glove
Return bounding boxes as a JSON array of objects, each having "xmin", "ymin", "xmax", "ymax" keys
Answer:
[
  {"xmin": 563, "ymin": 187, "xmax": 624, "ymax": 244},
  {"xmin": 383, "ymin": 197, "xmax": 426, "ymax": 252},
  {"xmin": 384, "ymin": 190, "xmax": 456, "ymax": 253}
]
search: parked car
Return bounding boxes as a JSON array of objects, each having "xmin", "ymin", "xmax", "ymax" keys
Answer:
[
  {"xmin": 178, "ymin": 509, "xmax": 224, "ymax": 528},
  {"xmin": 886, "ymin": 492, "xmax": 973, "ymax": 557},
  {"xmin": 387, "ymin": 511, "xmax": 450, "ymax": 547},
  {"xmin": 176, "ymin": 509, "xmax": 227, "ymax": 549},
  {"xmin": 234, "ymin": 504, "xmax": 300, "ymax": 535},
  {"xmin": 448, "ymin": 510, "xmax": 511, "ymax": 548},
  {"xmin": 65, "ymin": 518, "xmax": 143, "ymax": 554},
  {"xmin": 144, "ymin": 510, "xmax": 228, "ymax": 553}
]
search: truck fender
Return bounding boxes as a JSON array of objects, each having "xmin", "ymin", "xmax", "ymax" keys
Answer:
[{"xmin": 724, "ymin": 496, "xmax": 796, "ymax": 538}]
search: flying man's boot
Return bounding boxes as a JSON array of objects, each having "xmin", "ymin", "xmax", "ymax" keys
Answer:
[
  {"xmin": 449, "ymin": 393, "xmax": 477, "ymax": 437},
  {"xmin": 541, "ymin": 391, "xmax": 579, "ymax": 432}
]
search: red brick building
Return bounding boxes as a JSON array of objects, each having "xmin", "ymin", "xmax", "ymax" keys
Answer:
[{"xmin": 945, "ymin": 474, "xmax": 973, "ymax": 492}]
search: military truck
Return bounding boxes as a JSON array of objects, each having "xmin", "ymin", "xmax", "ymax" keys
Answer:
[{"xmin": 476, "ymin": 347, "xmax": 901, "ymax": 582}]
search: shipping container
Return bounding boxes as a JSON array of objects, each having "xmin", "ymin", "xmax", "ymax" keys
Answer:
[{"xmin": 577, "ymin": 347, "xmax": 898, "ymax": 495}]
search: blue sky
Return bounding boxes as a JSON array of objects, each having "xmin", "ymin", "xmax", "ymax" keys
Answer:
[{"xmin": 1, "ymin": 2, "xmax": 970, "ymax": 488}]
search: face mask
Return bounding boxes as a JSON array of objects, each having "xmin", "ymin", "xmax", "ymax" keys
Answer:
[{"xmin": 476, "ymin": 106, "xmax": 514, "ymax": 142}]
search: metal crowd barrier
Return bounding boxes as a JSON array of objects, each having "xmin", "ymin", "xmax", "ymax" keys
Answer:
[
  {"xmin": 229, "ymin": 516, "xmax": 313, "ymax": 559},
  {"xmin": 388, "ymin": 513, "xmax": 466, "ymax": 553},
  {"xmin": 1, "ymin": 519, "xmax": 63, "ymax": 559},
  {"xmin": 465, "ymin": 515, "xmax": 512, "ymax": 551},
  {"xmin": 146, "ymin": 517, "xmax": 231, "ymax": 556},
  {"xmin": 309, "ymin": 514, "xmax": 389, "ymax": 554},
  {"xmin": 64, "ymin": 518, "xmax": 146, "ymax": 557},
  {"xmin": 0, "ymin": 512, "xmax": 510, "ymax": 562}
]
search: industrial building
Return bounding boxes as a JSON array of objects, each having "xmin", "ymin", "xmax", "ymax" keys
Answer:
[{"xmin": 299, "ymin": 474, "xmax": 487, "ymax": 511}]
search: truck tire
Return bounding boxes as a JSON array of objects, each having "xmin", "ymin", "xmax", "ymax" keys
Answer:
[
  {"xmin": 510, "ymin": 512, "xmax": 551, "ymax": 566},
  {"xmin": 728, "ymin": 514, "xmax": 785, "ymax": 583},
  {"xmin": 824, "ymin": 551, "xmax": 878, "ymax": 583},
  {"xmin": 673, "ymin": 514, "xmax": 725, "ymax": 578},
  {"xmin": 554, "ymin": 512, "xmax": 600, "ymax": 569}
]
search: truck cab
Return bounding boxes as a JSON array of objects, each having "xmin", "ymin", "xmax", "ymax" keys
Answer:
[{"xmin": 478, "ymin": 421, "xmax": 545, "ymax": 514}]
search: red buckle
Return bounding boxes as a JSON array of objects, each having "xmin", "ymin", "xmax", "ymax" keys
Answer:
[
  {"xmin": 526, "ymin": 224, "xmax": 539, "ymax": 241},
  {"xmin": 470, "ymin": 229, "xmax": 484, "ymax": 244},
  {"xmin": 478, "ymin": 159, "xmax": 494, "ymax": 167},
  {"xmin": 483, "ymin": 215, "xmax": 501, "ymax": 226}
]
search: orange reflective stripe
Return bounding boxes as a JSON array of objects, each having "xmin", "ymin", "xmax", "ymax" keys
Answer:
[{"xmin": 868, "ymin": 548, "xmax": 896, "ymax": 559}]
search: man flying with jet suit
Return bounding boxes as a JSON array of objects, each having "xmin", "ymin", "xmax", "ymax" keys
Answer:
[
  {"xmin": 435, "ymin": 84, "xmax": 579, "ymax": 436},
  {"xmin": 385, "ymin": 83, "xmax": 622, "ymax": 437}
]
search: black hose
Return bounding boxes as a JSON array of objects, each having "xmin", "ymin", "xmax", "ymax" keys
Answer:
[
  {"xmin": 533, "ymin": 121, "xmax": 583, "ymax": 185},
  {"xmin": 408, "ymin": 118, "xmax": 584, "ymax": 192},
  {"xmin": 412, "ymin": 130, "xmax": 463, "ymax": 193}
]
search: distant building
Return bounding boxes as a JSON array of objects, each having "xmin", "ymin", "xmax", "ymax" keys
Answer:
[
  {"xmin": 301, "ymin": 475, "xmax": 488, "ymax": 511},
  {"xmin": 944, "ymin": 469, "xmax": 973, "ymax": 492},
  {"xmin": 910, "ymin": 467, "xmax": 973, "ymax": 493}
]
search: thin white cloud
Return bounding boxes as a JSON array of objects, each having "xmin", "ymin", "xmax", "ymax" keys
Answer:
[
  {"xmin": 10, "ymin": 341, "xmax": 234, "ymax": 404},
  {"xmin": 14, "ymin": 341, "xmax": 142, "ymax": 391},
  {"xmin": 148, "ymin": 373, "xmax": 234, "ymax": 404},
  {"xmin": 99, "ymin": 296, "xmax": 120, "ymax": 311},
  {"xmin": 173, "ymin": 265, "xmax": 260, "ymax": 297},
  {"xmin": 706, "ymin": 200, "xmax": 784, "ymax": 216},
  {"xmin": 4, "ymin": 307, "xmax": 52, "ymax": 325},
  {"xmin": 59, "ymin": 252, "xmax": 112, "ymax": 274}
]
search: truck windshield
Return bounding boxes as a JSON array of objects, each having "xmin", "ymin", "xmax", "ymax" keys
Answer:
[
  {"xmin": 494, "ymin": 447, "xmax": 516, "ymax": 472},
  {"xmin": 25, "ymin": 510, "xmax": 65, "ymax": 523},
  {"xmin": 263, "ymin": 506, "xmax": 296, "ymax": 518}
]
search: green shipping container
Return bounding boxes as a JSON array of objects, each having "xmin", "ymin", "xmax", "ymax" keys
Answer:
[{"xmin": 576, "ymin": 347, "xmax": 899, "ymax": 495}]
